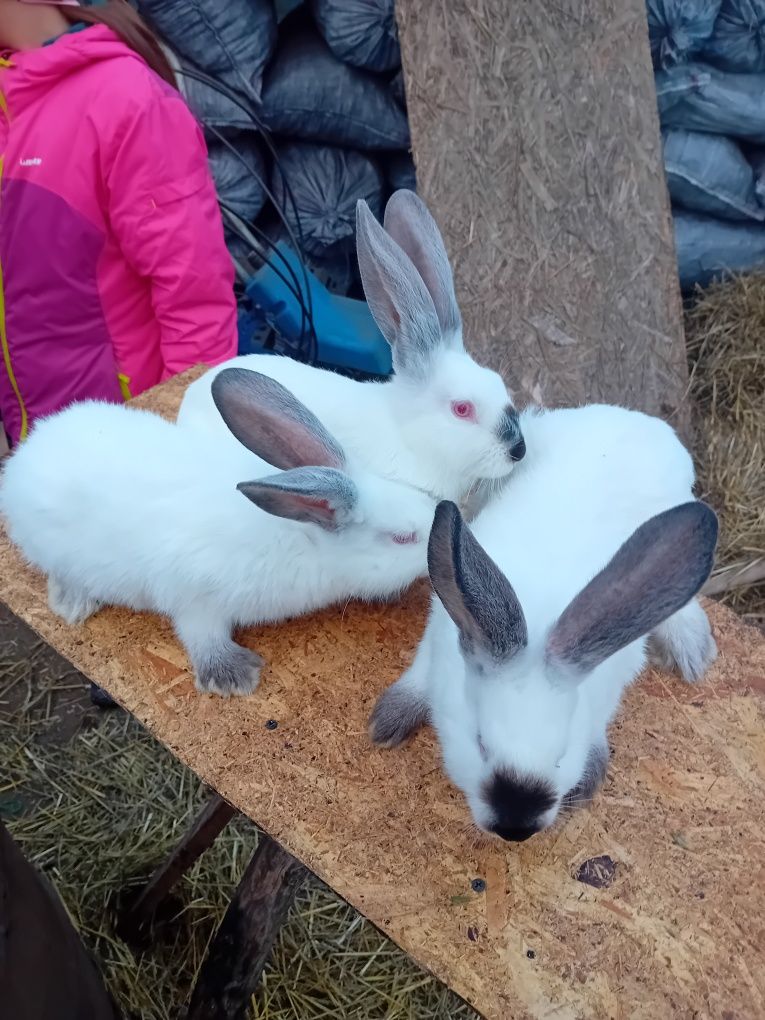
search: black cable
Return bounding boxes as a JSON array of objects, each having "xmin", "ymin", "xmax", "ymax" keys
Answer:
[
  {"xmin": 175, "ymin": 67, "xmax": 318, "ymax": 362},
  {"xmin": 205, "ymin": 124, "xmax": 303, "ymax": 254},
  {"xmin": 203, "ymin": 125, "xmax": 316, "ymax": 347},
  {"xmin": 220, "ymin": 205, "xmax": 307, "ymax": 308},
  {"xmin": 219, "ymin": 203, "xmax": 313, "ymax": 351},
  {"xmin": 174, "ymin": 68, "xmax": 306, "ymax": 246}
]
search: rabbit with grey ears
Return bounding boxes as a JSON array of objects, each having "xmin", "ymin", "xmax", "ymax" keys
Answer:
[
  {"xmin": 177, "ymin": 190, "xmax": 525, "ymax": 513},
  {"xmin": 0, "ymin": 369, "xmax": 437, "ymax": 697},
  {"xmin": 369, "ymin": 404, "xmax": 718, "ymax": 841}
]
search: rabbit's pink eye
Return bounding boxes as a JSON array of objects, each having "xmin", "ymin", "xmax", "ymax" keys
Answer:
[
  {"xmin": 391, "ymin": 531, "xmax": 418, "ymax": 545},
  {"xmin": 451, "ymin": 400, "xmax": 476, "ymax": 421}
]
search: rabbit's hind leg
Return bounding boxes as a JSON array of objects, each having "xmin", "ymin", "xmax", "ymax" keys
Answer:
[
  {"xmin": 47, "ymin": 576, "xmax": 101, "ymax": 625},
  {"xmin": 647, "ymin": 598, "xmax": 717, "ymax": 683}
]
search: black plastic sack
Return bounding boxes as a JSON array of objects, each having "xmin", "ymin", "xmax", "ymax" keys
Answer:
[
  {"xmin": 747, "ymin": 145, "xmax": 765, "ymax": 200},
  {"xmin": 390, "ymin": 69, "xmax": 406, "ymax": 109},
  {"xmin": 674, "ymin": 208, "xmax": 765, "ymax": 288},
  {"xmin": 137, "ymin": 0, "xmax": 276, "ymax": 103},
  {"xmin": 260, "ymin": 29, "xmax": 410, "ymax": 150},
  {"xmin": 702, "ymin": 0, "xmax": 765, "ymax": 71},
  {"xmin": 306, "ymin": 244, "xmax": 359, "ymax": 296},
  {"xmin": 310, "ymin": 0, "xmax": 401, "ymax": 72},
  {"xmin": 647, "ymin": 0, "xmax": 721, "ymax": 69},
  {"xmin": 208, "ymin": 135, "xmax": 269, "ymax": 225},
  {"xmin": 174, "ymin": 57, "xmax": 254, "ymax": 133},
  {"xmin": 656, "ymin": 63, "xmax": 765, "ymax": 140},
  {"xmin": 663, "ymin": 129, "xmax": 765, "ymax": 220},
  {"xmin": 386, "ymin": 151, "xmax": 417, "ymax": 193},
  {"xmin": 271, "ymin": 142, "xmax": 384, "ymax": 255}
]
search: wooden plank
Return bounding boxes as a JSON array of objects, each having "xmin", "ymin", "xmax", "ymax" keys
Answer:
[
  {"xmin": 119, "ymin": 793, "xmax": 236, "ymax": 944},
  {"xmin": 395, "ymin": 0, "xmax": 690, "ymax": 435},
  {"xmin": 186, "ymin": 833, "xmax": 306, "ymax": 1020},
  {"xmin": 1, "ymin": 370, "xmax": 763, "ymax": 1019}
]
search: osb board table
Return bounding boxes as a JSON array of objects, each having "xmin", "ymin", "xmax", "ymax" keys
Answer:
[
  {"xmin": 396, "ymin": 0, "xmax": 690, "ymax": 435},
  {"xmin": 1, "ymin": 371, "xmax": 764, "ymax": 1020}
]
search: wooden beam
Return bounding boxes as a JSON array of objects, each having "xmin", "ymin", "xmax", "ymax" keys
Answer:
[
  {"xmin": 186, "ymin": 833, "xmax": 306, "ymax": 1020},
  {"xmin": 396, "ymin": 0, "xmax": 689, "ymax": 436},
  {"xmin": 119, "ymin": 792, "xmax": 236, "ymax": 944}
]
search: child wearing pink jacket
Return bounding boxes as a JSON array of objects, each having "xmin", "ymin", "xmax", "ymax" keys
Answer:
[{"xmin": 0, "ymin": 0, "xmax": 238, "ymax": 447}]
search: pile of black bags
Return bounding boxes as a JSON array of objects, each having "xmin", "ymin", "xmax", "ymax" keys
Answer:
[
  {"xmin": 648, "ymin": 1, "xmax": 765, "ymax": 289},
  {"xmin": 137, "ymin": 0, "xmax": 413, "ymax": 294}
]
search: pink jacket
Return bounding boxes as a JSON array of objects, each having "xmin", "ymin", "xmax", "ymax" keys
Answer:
[{"xmin": 0, "ymin": 25, "xmax": 237, "ymax": 446}]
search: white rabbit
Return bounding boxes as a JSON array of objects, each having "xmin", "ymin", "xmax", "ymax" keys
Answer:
[
  {"xmin": 177, "ymin": 190, "xmax": 525, "ymax": 511},
  {"xmin": 369, "ymin": 405, "xmax": 718, "ymax": 841},
  {"xmin": 0, "ymin": 368, "xmax": 437, "ymax": 697}
]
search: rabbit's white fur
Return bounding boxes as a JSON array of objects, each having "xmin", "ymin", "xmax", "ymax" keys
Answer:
[
  {"xmin": 180, "ymin": 351, "xmax": 514, "ymax": 504},
  {"xmin": 370, "ymin": 404, "xmax": 718, "ymax": 839},
  {"xmin": 178, "ymin": 191, "xmax": 524, "ymax": 507},
  {"xmin": 1, "ymin": 376, "xmax": 437, "ymax": 697}
]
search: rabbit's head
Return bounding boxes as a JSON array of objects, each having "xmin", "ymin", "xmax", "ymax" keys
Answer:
[
  {"xmin": 427, "ymin": 500, "xmax": 717, "ymax": 841},
  {"xmin": 211, "ymin": 367, "xmax": 436, "ymax": 551},
  {"xmin": 356, "ymin": 191, "xmax": 525, "ymax": 502}
]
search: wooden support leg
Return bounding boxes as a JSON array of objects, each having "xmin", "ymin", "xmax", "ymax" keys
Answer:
[
  {"xmin": 186, "ymin": 833, "xmax": 306, "ymax": 1020},
  {"xmin": 119, "ymin": 792, "xmax": 236, "ymax": 943}
]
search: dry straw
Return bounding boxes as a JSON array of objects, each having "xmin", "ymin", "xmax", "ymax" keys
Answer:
[{"xmin": 686, "ymin": 275, "xmax": 765, "ymax": 625}]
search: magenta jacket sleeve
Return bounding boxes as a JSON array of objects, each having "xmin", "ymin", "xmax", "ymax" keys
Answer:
[{"xmin": 103, "ymin": 84, "xmax": 238, "ymax": 378}]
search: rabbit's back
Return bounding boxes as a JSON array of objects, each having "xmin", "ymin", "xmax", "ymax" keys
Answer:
[
  {"xmin": 0, "ymin": 402, "xmax": 261, "ymax": 610},
  {"xmin": 472, "ymin": 404, "xmax": 695, "ymax": 643},
  {"xmin": 180, "ymin": 355, "xmax": 391, "ymax": 448}
]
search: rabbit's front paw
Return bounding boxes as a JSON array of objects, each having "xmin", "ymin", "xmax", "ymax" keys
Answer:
[
  {"xmin": 196, "ymin": 645, "xmax": 264, "ymax": 697},
  {"xmin": 369, "ymin": 679, "xmax": 429, "ymax": 747}
]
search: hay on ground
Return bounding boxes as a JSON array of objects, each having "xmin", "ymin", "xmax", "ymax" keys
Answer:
[{"xmin": 685, "ymin": 274, "xmax": 765, "ymax": 625}]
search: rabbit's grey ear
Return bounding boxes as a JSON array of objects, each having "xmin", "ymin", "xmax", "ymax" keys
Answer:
[
  {"xmin": 212, "ymin": 368, "xmax": 345, "ymax": 470},
  {"xmin": 383, "ymin": 190, "xmax": 462, "ymax": 346},
  {"xmin": 237, "ymin": 468, "xmax": 358, "ymax": 531},
  {"xmin": 547, "ymin": 502, "xmax": 718, "ymax": 676},
  {"xmin": 356, "ymin": 200, "xmax": 443, "ymax": 382},
  {"xmin": 428, "ymin": 501, "xmax": 527, "ymax": 664}
]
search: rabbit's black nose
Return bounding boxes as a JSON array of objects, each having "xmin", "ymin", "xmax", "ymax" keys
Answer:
[
  {"xmin": 492, "ymin": 823, "xmax": 539, "ymax": 843},
  {"xmin": 497, "ymin": 407, "xmax": 524, "ymax": 461}
]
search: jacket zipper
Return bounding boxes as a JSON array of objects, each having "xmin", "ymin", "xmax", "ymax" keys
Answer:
[{"xmin": 0, "ymin": 61, "xmax": 28, "ymax": 442}]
